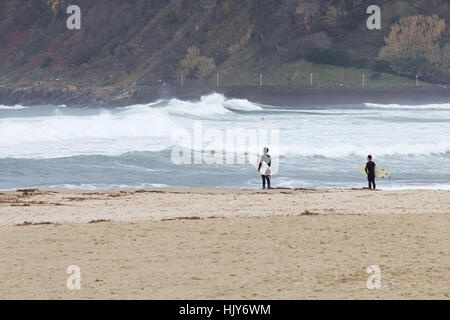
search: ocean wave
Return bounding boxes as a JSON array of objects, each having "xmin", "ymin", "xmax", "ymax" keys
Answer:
[
  {"xmin": 166, "ymin": 93, "xmax": 232, "ymax": 117},
  {"xmin": 158, "ymin": 93, "xmax": 262, "ymax": 117},
  {"xmin": 224, "ymin": 98, "xmax": 263, "ymax": 111},
  {"xmin": 280, "ymin": 142, "xmax": 450, "ymax": 158},
  {"xmin": 142, "ymin": 141, "xmax": 450, "ymax": 159},
  {"xmin": 0, "ymin": 105, "xmax": 182, "ymax": 159},
  {"xmin": 118, "ymin": 100, "xmax": 165, "ymax": 110},
  {"xmin": 1, "ymin": 95, "xmax": 449, "ymax": 160},
  {"xmin": 364, "ymin": 102, "xmax": 450, "ymax": 110},
  {"xmin": 0, "ymin": 107, "xmax": 179, "ymax": 143},
  {"xmin": 0, "ymin": 104, "xmax": 29, "ymax": 110},
  {"xmin": 175, "ymin": 141, "xmax": 450, "ymax": 158}
]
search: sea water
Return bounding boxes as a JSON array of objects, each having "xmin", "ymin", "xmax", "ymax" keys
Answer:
[{"xmin": 1, "ymin": 93, "xmax": 449, "ymax": 190}]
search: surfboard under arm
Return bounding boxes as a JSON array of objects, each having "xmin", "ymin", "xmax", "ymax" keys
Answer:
[
  {"xmin": 258, "ymin": 161, "xmax": 272, "ymax": 176},
  {"xmin": 359, "ymin": 164, "xmax": 390, "ymax": 179}
]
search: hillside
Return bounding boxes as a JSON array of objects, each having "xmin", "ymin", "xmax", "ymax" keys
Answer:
[{"xmin": 0, "ymin": 0, "xmax": 449, "ymax": 87}]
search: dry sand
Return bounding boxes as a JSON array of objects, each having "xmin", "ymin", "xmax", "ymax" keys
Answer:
[{"xmin": 0, "ymin": 187, "xmax": 449, "ymax": 299}]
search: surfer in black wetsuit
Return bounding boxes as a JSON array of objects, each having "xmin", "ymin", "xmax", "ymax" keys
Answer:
[
  {"xmin": 258, "ymin": 147, "xmax": 272, "ymax": 190},
  {"xmin": 365, "ymin": 155, "xmax": 376, "ymax": 189}
]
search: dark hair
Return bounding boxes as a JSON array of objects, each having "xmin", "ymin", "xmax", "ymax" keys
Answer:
[{"xmin": 367, "ymin": 155, "xmax": 372, "ymax": 160}]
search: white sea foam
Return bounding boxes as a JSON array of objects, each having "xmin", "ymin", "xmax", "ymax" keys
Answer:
[
  {"xmin": 2, "ymin": 95, "xmax": 449, "ymax": 159},
  {"xmin": 225, "ymin": 98, "xmax": 263, "ymax": 111},
  {"xmin": 162, "ymin": 93, "xmax": 263, "ymax": 117},
  {"xmin": 364, "ymin": 102, "xmax": 450, "ymax": 110},
  {"xmin": 0, "ymin": 105, "xmax": 181, "ymax": 158},
  {"xmin": 119, "ymin": 100, "xmax": 164, "ymax": 109},
  {"xmin": 279, "ymin": 142, "xmax": 450, "ymax": 158},
  {"xmin": 0, "ymin": 108, "xmax": 178, "ymax": 142},
  {"xmin": 0, "ymin": 104, "xmax": 29, "ymax": 110},
  {"xmin": 166, "ymin": 93, "xmax": 232, "ymax": 117}
]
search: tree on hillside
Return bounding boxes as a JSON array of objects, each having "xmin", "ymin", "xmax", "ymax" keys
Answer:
[
  {"xmin": 378, "ymin": 15, "xmax": 449, "ymax": 83},
  {"xmin": 322, "ymin": 6, "xmax": 348, "ymax": 29},
  {"xmin": 176, "ymin": 46, "xmax": 217, "ymax": 80},
  {"xmin": 379, "ymin": 15, "xmax": 446, "ymax": 62},
  {"xmin": 295, "ymin": 1, "xmax": 319, "ymax": 32}
]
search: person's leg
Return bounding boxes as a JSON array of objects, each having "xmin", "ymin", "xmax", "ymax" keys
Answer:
[
  {"xmin": 368, "ymin": 174, "xmax": 375, "ymax": 189},
  {"xmin": 372, "ymin": 177, "xmax": 376, "ymax": 189},
  {"xmin": 261, "ymin": 175, "xmax": 266, "ymax": 189},
  {"xmin": 267, "ymin": 175, "xmax": 271, "ymax": 189}
]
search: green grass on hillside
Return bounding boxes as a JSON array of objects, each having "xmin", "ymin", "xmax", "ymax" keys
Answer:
[{"xmin": 219, "ymin": 59, "xmax": 424, "ymax": 86}]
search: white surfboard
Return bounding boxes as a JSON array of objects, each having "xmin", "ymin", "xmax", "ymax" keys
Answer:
[
  {"xmin": 258, "ymin": 161, "xmax": 272, "ymax": 176},
  {"xmin": 359, "ymin": 164, "xmax": 390, "ymax": 179}
]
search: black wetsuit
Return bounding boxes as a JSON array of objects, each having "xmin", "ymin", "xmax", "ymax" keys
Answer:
[
  {"xmin": 258, "ymin": 154, "xmax": 271, "ymax": 189},
  {"xmin": 261, "ymin": 174, "xmax": 271, "ymax": 189},
  {"xmin": 365, "ymin": 160, "xmax": 376, "ymax": 189}
]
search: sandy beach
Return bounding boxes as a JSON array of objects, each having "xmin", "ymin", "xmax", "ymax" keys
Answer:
[{"xmin": 0, "ymin": 187, "xmax": 449, "ymax": 299}]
